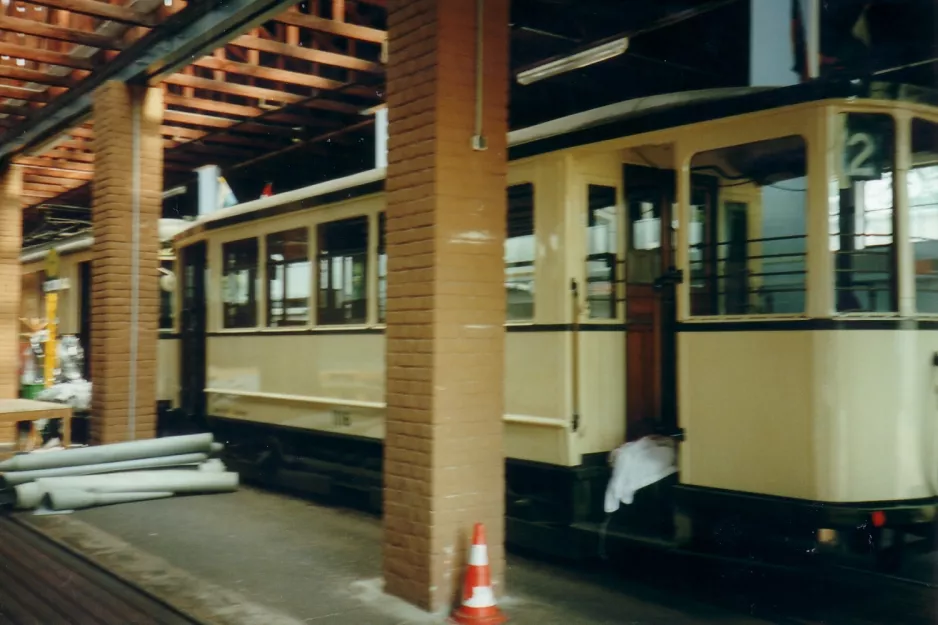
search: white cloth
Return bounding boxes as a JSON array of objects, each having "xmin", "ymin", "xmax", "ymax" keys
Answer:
[
  {"xmin": 603, "ymin": 436, "xmax": 678, "ymax": 513},
  {"xmin": 36, "ymin": 380, "xmax": 92, "ymax": 412}
]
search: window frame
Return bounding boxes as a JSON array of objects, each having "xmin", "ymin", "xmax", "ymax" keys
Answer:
[
  {"xmin": 505, "ymin": 181, "xmax": 537, "ymax": 323},
  {"xmin": 220, "ymin": 236, "xmax": 260, "ymax": 330},
  {"xmin": 829, "ymin": 111, "xmax": 900, "ymax": 316},
  {"xmin": 581, "ymin": 177, "xmax": 624, "ymax": 323},
  {"xmin": 683, "ymin": 133, "xmax": 812, "ymax": 320},
  {"xmin": 316, "ymin": 214, "xmax": 370, "ymax": 327},
  {"xmin": 265, "ymin": 227, "xmax": 312, "ymax": 328}
]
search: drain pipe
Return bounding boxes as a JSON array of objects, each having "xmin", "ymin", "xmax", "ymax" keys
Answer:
[
  {"xmin": 127, "ymin": 93, "xmax": 142, "ymax": 441},
  {"xmin": 471, "ymin": 0, "xmax": 487, "ymax": 151}
]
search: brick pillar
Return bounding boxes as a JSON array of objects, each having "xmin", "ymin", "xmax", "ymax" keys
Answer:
[
  {"xmin": 90, "ymin": 82, "xmax": 163, "ymax": 444},
  {"xmin": 0, "ymin": 166, "xmax": 22, "ymax": 416},
  {"xmin": 383, "ymin": 0, "xmax": 510, "ymax": 613}
]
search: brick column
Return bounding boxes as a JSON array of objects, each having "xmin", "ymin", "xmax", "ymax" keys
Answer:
[
  {"xmin": 0, "ymin": 166, "xmax": 23, "ymax": 414},
  {"xmin": 90, "ymin": 82, "xmax": 163, "ymax": 444},
  {"xmin": 383, "ymin": 0, "xmax": 510, "ymax": 613}
]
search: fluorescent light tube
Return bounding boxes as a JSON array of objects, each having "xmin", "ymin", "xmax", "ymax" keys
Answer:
[{"xmin": 516, "ymin": 37, "xmax": 629, "ymax": 85}]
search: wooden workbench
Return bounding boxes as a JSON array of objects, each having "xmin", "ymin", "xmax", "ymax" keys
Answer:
[{"xmin": 0, "ymin": 399, "xmax": 72, "ymax": 451}]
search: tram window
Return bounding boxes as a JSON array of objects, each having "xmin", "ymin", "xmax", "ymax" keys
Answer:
[
  {"xmin": 266, "ymin": 228, "xmax": 311, "ymax": 327},
  {"xmin": 909, "ymin": 118, "xmax": 938, "ymax": 313},
  {"xmin": 831, "ymin": 113, "xmax": 897, "ymax": 313},
  {"xmin": 586, "ymin": 184, "xmax": 618, "ymax": 319},
  {"xmin": 317, "ymin": 216, "xmax": 368, "ymax": 325},
  {"xmin": 221, "ymin": 237, "xmax": 259, "ymax": 329},
  {"xmin": 378, "ymin": 212, "xmax": 387, "ymax": 323},
  {"xmin": 506, "ymin": 183, "xmax": 535, "ymax": 321},
  {"xmin": 689, "ymin": 135, "xmax": 808, "ymax": 316},
  {"xmin": 159, "ymin": 260, "xmax": 174, "ymax": 330}
]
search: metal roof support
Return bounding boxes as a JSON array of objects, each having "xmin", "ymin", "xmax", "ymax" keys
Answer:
[{"xmin": 0, "ymin": 0, "xmax": 303, "ymax": 169}]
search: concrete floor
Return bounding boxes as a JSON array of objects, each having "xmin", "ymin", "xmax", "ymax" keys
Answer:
[{"xmin": 24, "ymin": 488, "xmax": 775, "ymax": 625}]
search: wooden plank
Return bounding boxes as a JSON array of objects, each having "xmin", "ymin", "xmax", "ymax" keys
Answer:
[
  {"xmin": 275, "ymin": 11, "xmax": 386, "ymax": 43},
  {"xmin": 229, "ymin": 34, "xmax": 382, "ymax": 73},
  {"xmin": 15, "ymin": 157, "xmax": 94, "ymax": 173},
  {"xmin": 18, "ymin": 0, "xmax": 157, "ymax": 27},
  {"xmin": 0, "ymin": 65, "xmax": 74, "ymax": 87},
  {"xmin": 191, "ymin": 55, "xmax": 345, "ymax": 91},
  {"xmin": 21, "ymin": 167, "xmax": 92, "ymax": 181},
  {"xmin": 162, "ymin": 73, "xmax": 363, "ymax": 114},
  {"xmin": 0, "ymin": 103, "xmax": 31, "ymax": 117},
  {"xmin": 0, "ymin": 42, "xmax": 95, "ymax": 70},
  {"xmin": 0, "ymin": 15, "xmax": 127, "ymax": 50},
  {"xmin": 0, "ymin": 85, "xmax": 50, "ymax": 103}
]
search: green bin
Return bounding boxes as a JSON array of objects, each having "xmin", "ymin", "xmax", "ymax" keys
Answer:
[{"xmin": 20, "ymin": 383, "xmax": 45, "ymax": 400}]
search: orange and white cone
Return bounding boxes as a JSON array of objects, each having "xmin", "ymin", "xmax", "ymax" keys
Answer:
[{"xmin": 450, "ymin": 523, "xmax": 507, "ymax": 625}]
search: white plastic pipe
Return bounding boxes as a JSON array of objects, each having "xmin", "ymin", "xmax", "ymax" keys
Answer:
[
  {"xmin": 15, "ymin": 470, "xmax": 238, "ymax": 509},
  {"xmin": 0, "ymin": 433, "xmax": 215, "ymax": 472},
  {"xmin": 45, "ymin": 489, "xmax": 175, "ymax": 511},
  {"xmin": 0, "ymin": 453, "xmax": 210, "ymax": 486}
]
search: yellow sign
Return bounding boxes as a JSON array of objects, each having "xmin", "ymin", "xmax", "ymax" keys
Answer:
[{"xmin": 45, "ymin": 249, "xmax": 60, "ymax": 280}]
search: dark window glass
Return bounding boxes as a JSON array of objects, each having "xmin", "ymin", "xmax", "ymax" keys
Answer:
[
  {"xmin": 910, "ymin": 118, "xmax": 938, "ymax": 313},
  {"xmin": 831, "ymin": 113, "xmax": 897, "ymax": 313},
  {"xmin": 221, "ymin": 238, "xmax": 258, "ymax": 328},
  {"xmin": 318, "ymin": 216, "xmax": 368, "ymax": 325},
  {"xmin": 506, "ymin": 183, "xmax": 535, "ymax": 320},
  {"xmin": 586, "ymin": 184, "xmax": 618, "ymax": 319},
  {"xmin": 266, "ymin": 228, "xmax": 310, "ymax": 327},
  {"xmin": 689, "ymin": 135, "xmax": 808, "ymax": 316}
]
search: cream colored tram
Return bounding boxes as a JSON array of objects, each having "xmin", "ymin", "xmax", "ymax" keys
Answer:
[
  {"xmin": 19, "ymin": 219, "xmax": 187, "ymax": 416},
  {"xmin": 171, "ymin": 81, "xmax": 938, "ymax": 568}
]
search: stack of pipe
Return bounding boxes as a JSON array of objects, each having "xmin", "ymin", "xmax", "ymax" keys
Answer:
[{"xmin": 0, "ymin": 434, "xmax": 238, "ymax": 513}]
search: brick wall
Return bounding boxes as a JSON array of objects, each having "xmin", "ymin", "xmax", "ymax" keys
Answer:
[
  {"xmin": 0, "ymin": 166, "xmax": 22, "ymax": 440},
  {"xmin": 90, "ymin": 82, "xmax": 163, "ymax": 443},
  {"xmin": 383, "ymin": 0, "xmax": 510, "ymax": 613}
]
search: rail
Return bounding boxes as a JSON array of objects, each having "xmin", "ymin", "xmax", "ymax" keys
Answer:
[{"xmin": 203, "ymin": 388, "xmax": 568, "ymax": 427}]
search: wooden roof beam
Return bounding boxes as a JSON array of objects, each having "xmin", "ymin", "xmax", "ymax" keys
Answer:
[
  {"xmin": 162, "ymin": 73, "xmax": 368, "ymax": 114},
  {"xmin": 0, "ymin": 42, "xmax": 96, "ymax": 71},
  {"xmin": 0, "ymin": 64, "xmax": 76, "ymax": 86},
  {"xmin": 18, "ymin": 0, "xmax": 158, "ymax": 27},
  {"xmin": 191, "ymin": 56, "xmax": 347, "ymax": 92},
  {"xmin": 229, "ymin": 34, "xmax": 382, "ymax": 73},
  {"xmin": 0, "ymin": 86, "xmax": 51, "ymax": 103},
  {"xmin": 0, "ymin": 14, "xmax": 127, "ymax": 51},
  {"xmin": 275, "ymin": 12, "xmax": 386, "ymax": 43}
]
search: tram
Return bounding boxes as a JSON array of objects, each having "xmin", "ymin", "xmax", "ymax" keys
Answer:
[{"xmin": 167, "ymin": 79, "xmax": 938, "ymax": 567}]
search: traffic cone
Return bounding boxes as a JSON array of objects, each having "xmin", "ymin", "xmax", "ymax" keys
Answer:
[{"xmin": 450, "ymin": 523, "xmax": 507, "ymax": 625}]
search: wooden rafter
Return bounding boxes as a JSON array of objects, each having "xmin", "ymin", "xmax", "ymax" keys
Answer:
[
  {"xmin": 0, "ymin": 64, "xmax": 75, "ymax": 86},
  {"xmin": 191, "ymin": 55, "xmax": 349, "ymax": 92},
  {"xmin": 0, "ymin": 15, "xmax": 127, "ymax": 50},
  {"xmin": 275, "ymin": 11, "xmax": 386, "ymax": 43},
  {"xmin": 16, "ymin": 0, "xmax": 158, "ymax": 27},
  {"xmin": 229, "ymin": 34, "xmax": 382, "ymax": 73},
  {"xmin": 0, "ymin": 42, "xmax": 96, "ymax": 70},
  {"xmin": 0, "ymin": 86, "xmax": 50, "ymax": 103}
]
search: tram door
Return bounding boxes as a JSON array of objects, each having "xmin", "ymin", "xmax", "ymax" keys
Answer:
[
  {"xmin": 179, "ymin": 241, "xmax": 207, "ymax": 422},
  {"xmin": 623, "ymin": 165, "xmax": 675, "ymax": 439},
  {"xmin": 623, "ymin": 164, "xmax": 718, "ymax": 440}
]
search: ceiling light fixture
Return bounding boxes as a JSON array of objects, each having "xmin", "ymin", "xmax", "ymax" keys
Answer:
[{"xmin": 516, "ymin": 36, "xmax": 629, "ymax": 85}]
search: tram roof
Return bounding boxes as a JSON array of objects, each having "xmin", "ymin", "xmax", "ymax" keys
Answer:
[{"xmin": 166, "ymin": 79, "xmax": 938, "ymax": 241}]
